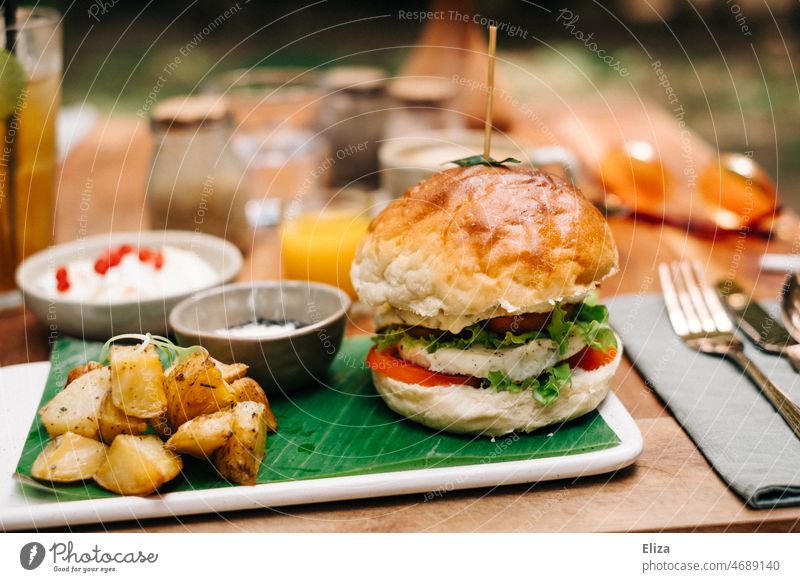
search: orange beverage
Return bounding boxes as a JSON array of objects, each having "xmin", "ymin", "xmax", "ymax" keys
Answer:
[
  {"xmin": 280, "ymin": 207, "xmax": 371, "ymax": 299},
  {"xmin": 697, "ymin": 154, "xmax": 778, "ymax": 230},
  {"xmin": 599, "ymin": 141, "xmax": 672, "ymax": 212},
  {"xmin": 0, "ymin": 8, "xmax": 61, "ymax": 296},
  {"xmin": 11, "ymin": 74, "xmax": 59, "ymax": 256}
]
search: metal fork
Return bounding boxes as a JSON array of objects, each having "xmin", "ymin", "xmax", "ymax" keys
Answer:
[{"xmin": 659, "ymin": 260, "xmax": 800, "ymax": 439}]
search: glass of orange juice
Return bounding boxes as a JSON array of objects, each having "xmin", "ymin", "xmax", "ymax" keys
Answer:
[
  {"xmin": 0, "ymin": 7, "xmax": 61, "ymax": 305},
  {"xmin": 280, "ymin": 189, "xmax": 372, "ymax": 300}
]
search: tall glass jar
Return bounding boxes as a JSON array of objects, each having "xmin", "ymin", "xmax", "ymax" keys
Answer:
[
  {"xmin": 147, "ymin": 96, "xmax": 249, "ymax": 250},
  {"xmin": 317, "ymin": 67, "xmax": 387, "ymax": 188},
  {"xmin": 0, "ymin": 6, "xmax": 61, "ymax": 304}
]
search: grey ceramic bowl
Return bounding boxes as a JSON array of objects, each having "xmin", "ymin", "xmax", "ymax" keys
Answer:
[
  {"xmin": 16, "ymin": 230, "xmax": 242, "ymax": 340},
  {"xmin": 169, "ymin": 281, "xmax": 351, "ymax": 394}
]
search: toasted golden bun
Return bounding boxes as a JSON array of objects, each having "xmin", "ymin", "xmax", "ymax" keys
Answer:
[{"xmin": 351, "ymin": 165, "xmax": 618, "ymax": 333}]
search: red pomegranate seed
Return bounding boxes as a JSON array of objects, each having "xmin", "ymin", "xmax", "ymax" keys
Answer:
[
  {"xmin": 119, "ymin": 244, "xmax": 133, "ymax": 256},
  {"xmin": 153, "ymin": 252, "xmax": 164, "ymax": 270},
  {"xmin": 55, "ymin": 266, "xmax": 68, "ymax": 281},
  {"xmin": 109, "ymin": 249, "xmax": 122, "ymax": 267},
  {"xmin": 57, "ymin": 279, "xmax": 70, "ymax": 292},
  {"xmin": 139, "ymin": 248, "xmax": 152, "ymax": 262},
  {"xmin": 94, "ymin": 258, "xmax": 109, "ymax": 275}
]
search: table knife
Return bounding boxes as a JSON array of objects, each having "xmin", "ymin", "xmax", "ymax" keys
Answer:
[{"xmin": 716, "ymin": 279, "xmax": 800, "ymax": 372}]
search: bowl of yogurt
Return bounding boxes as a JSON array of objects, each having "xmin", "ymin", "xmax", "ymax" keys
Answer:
[
  {"xmin": 169, "ymin": 281, "xmax": 351, "ymax": 393},
  {"xmin": 16, "ymin": 230, "xmax": 242, "ymax": 339}
]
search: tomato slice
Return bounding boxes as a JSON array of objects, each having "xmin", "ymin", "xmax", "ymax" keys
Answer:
[
  {"xmin": 366, "ymin": 346, "xmax": 480, "ymax": 388},
  {"xmin": 567, "ymin": 346, "xmax": 618, "ymax": 371}
]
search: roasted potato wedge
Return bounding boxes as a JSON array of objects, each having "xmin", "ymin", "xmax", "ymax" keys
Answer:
[
  {"xmin": 30, "ymin": 432, "xmax": 108, "ymax": 482},
  {"xmin": 109, "ymin": 345, "xmax": 167, "ymax": 419},
  {"xmin": 93, "ymin": 435, "xmax": 183, "ymax": 496},
  {"xmin": 65, "ymin": 361, "xmax": 102, "ymax": 387},
  {"xmin": 163, "ymin": 352, "xmax": 234, "ymax": 430},
  {"xmin": 228, "ymin": 377, "xmax": 278, "ymax": 432},
  {"xmin": 165, "ymin": 409, "xmax": 235, "ymax": 459},
  {"xmin": 213, "ymin": 401, "xmax": 268, "ymax": 486},
  {"xmin": 212, "ymin": 359, "xmax": 248, "ymax": 383},
  {"xmin": 39, "ymin": 366, "xmax": 111, "ymax": 439},
  {"xmin": 97, "ymin": 392, "xmax": 148, "ymax": 443}
]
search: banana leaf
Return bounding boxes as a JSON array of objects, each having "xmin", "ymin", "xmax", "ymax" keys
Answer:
[{"xmin": 15, "ymin": 336, "xmax": 620, "ymax": 501}]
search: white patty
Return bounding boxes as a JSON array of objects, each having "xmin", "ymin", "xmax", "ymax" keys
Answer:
[{"xmin": 397, "ymin": 332, "xmax": 587, "ymax": 382}]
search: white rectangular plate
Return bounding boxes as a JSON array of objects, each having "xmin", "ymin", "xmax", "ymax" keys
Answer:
[{"xmin": 0, "ymin": 361, "xmax": 643, "ymax": 531}]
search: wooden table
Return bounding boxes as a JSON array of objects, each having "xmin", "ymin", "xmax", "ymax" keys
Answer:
[{"xmin": 4, "ymin": 117, "xmax": 800, "ymax": 532}]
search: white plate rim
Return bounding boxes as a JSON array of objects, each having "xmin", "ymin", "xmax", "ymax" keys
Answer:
[{"xmin": 0, "ymin": 361, "xmax": 643, "ymax": 531}]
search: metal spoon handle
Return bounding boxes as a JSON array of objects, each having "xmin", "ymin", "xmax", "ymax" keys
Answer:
[{"xmin": 729, "ymin": 350, "xmax": 800, "ymax": 439}]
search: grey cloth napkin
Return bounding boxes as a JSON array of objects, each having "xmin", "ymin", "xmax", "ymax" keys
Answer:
[{"xmin": 608, "ymin": 294, "xmax": 800, "ymax": 509}]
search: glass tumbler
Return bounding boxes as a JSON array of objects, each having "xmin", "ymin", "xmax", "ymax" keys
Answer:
[{"xmin": 0, "ymin": 6, "xmax": 61, "ymax": 304}]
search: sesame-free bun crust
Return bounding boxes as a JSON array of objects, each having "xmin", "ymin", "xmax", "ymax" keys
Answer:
[
  {"xmin": 351, "ymin": 165, "xmax": 618, "ymax": 333},
  {"xmin": 372, "ymin": 337, "xmax": 622, "ymax": 436}
]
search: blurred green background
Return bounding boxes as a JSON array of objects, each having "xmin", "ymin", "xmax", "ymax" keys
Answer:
[{"xmin": 35, "ymin": 0, "xmax": 800, "ymax": 205}]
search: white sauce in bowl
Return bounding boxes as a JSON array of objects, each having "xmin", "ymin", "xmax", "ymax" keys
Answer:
[
  {"xmin": 37, "ymin": 245, "xmax": 218, "ymax": 303},
  {"xmin": 214, "ymin": 320, "xmax": 304, "ymax": 339}
]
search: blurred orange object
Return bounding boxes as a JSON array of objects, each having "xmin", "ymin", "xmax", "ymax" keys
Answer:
[
  {"xmin": 599, "ymin": 141, "xmax": 779, "ymax": 233},
  {"xmin": 598, "ymin": 141, "xmax": 673, "ymax": 213},
  {"xmin": 280, "ymin": 201, "xmax": 370, "ymax": 300},
  {"xmin": 697, "ymin": 153, "xmax": 778, "ymax": 230}
]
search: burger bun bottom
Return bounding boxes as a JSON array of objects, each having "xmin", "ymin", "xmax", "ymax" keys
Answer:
[{"xmin": 372, "ymin": 338, "xmax": 622, "ymax": 437}]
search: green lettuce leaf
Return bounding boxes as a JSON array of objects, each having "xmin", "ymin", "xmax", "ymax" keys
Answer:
[
  {"xmin": 575, "ymin": 319, "xmax": 617, "ymax": 351},
  {"xmin": 545, "ymin": 303, "xmax": 573, "ymax": 355},
  {"xmin": 575, "ymin": 302, "xmax": 608, "ymax": 325},
  {"xmin": 374, "ymin": 328, "xmax": 407, "ymax": 351},
  {"xmin": 481, "ymin": 362, "xmax": 572, "ymax": 405},
  {"xmin": 534, "ymin": 363, "xmax": 572, "ymax": 405},
  {"xmin": 375, "ymin": 297, "xmax": 615, "ymax": 356},
  {"xmin": 484, "ymin": 370, "xmax": 525, "ymax": 393}
]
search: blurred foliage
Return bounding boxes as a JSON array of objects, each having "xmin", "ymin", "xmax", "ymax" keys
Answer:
[{"xmin": 29, "ymin": 0, "xmax": 800, "ymax": 203}]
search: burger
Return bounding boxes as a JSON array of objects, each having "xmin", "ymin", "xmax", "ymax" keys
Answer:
[{"xmin": 350, "ymin": 164, "xmax": 621, "ymax": 436}]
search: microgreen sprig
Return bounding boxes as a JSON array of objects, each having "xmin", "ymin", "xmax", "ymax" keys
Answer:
[
  {"xmin": 447, "ymin": 155, "xmax": 522, "ymax": 168},
  {"xmin": 99, "ymin": 333, "xmax": 205, "ymax": 365}
]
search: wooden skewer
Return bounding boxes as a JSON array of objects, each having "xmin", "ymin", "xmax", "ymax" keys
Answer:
[{"xmin": 483, "ymin": 25, "xmax": 497, "ymax": 162}]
